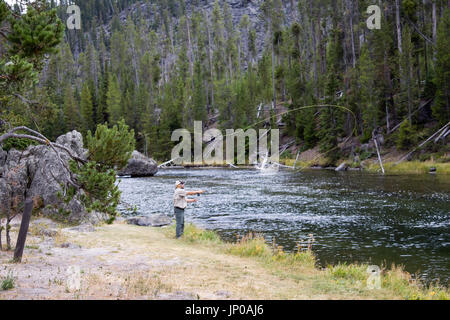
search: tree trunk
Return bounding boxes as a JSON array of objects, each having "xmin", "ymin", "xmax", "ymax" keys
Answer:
[
  {"xmin": 422, "ymin": 0, "xmax": 429, "ymax": 76},
  {"xmin": 272, "ymin": 38, "xmax": 277, "ymax": 111},
  {"xmin": 396, "ymin": 0, "xmax": 403, "ymax": 55},
  {"xmin": 310, "ymin": 0, "xmax": 318, "ymax": 97},
  {"xmin": 349, "ymin": 0, "xmax": 357, "ymax": 68},
  {"xmin": 205, "ymin": 12, "xmax": 215, "ymax": 111},
  {"xmin": 6, "ymin": 217, "xmax": 11, "ymax": 250},
  {"xmin": 186, "ymin": 18, "xmax": 195, "ymax": 90},
  {"xmin": 13, "ymin": 199, "xmax": 33, "ymax": 263},
  {"xmin": 432, "ymin": 0, "xmax": 437, "ymax": 61}
]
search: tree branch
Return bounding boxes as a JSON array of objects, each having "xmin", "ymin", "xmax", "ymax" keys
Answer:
[
  {"xmin": 0, "ymin": 127, "xmax": 87, "ymax": 189},
  {"xmin": 2, "ymin": 127, "xmax": 86, "ymax": 164}
]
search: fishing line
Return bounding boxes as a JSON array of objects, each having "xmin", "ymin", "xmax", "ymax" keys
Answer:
[
  {"xmin": 220, "ymin": 104, "xmax": 359, "ymax": 139},
  {"xmin": 217, "ymin": 104, "xmax": 359, "ymax": 171}
]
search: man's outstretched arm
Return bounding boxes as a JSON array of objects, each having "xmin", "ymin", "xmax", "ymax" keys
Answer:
[{"xmin": 186, "ymin": 190, "xmax": 205, "ymax": 196}]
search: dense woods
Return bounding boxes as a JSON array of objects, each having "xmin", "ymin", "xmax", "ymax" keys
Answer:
[{"xmin": 1, "ymin": 0, "xmax": 449, "ymax": 163}]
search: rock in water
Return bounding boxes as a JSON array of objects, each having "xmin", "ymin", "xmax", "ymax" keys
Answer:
[
  {"xmin": 118, "ymin": 151, "xmax": 158, "ymax": 177},
  {"xmin": 127, "ymin": 215, "xmax": 172, "ymax": 227},
  {"xmin": 335, "ymin": 162, "xmax": 349, "ymax": 172}
]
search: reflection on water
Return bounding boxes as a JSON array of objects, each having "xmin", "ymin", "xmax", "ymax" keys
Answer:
[{"xmin": 118, "ymin": 168, "xmax": 450, "ymax": 286}]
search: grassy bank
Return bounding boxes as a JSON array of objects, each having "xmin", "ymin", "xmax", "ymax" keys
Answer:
[
  {"xmin": 363, "ymin": 161, "xmax": 450, "ymax": 175},
  {"xmin": 2, "ymin": 220, "xmax": 448, "ymax": 299},
  {"xmin": 161, "ymin": 224, "xmax": 448, "ymax": 300},
  {"xmin": 281, "ymin": 158, "xmax": 450, "ymax": 175}
]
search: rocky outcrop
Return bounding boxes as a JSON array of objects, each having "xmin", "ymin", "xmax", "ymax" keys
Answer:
[
  {"xmin": 0, "ymin": 131, "xmax": 103, "ymax": 224},
  {"xmin": 118, "ymin": 151, "xmax": 158, "ymax": 177},
  {"xmin": 127, "ymin": 214, "xmax": 172, "ymax": 227}
]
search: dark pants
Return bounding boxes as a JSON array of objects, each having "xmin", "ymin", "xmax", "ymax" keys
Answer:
[{"xmin": 174, "ymin": 207, "xmax": 185, "ymax": 238}]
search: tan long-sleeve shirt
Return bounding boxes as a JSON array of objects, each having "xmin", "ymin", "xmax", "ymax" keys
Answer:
[{"xmin": 173, "ymin": 188, "xmax": 187, "ymax": 209}]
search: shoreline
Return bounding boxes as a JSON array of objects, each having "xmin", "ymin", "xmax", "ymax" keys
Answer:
[
  {"xmin": 1, "ymin": 218, "xmax": 448, "ymax": 300},
  {"xmin": 158, "ymin": 160, "xmax": 450, "ymax": 176}
]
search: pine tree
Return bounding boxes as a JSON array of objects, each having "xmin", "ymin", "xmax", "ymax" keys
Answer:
[
  {"xmin": 319, "ymin": 66, "xmax": 340, "ymax": 163},
  {"xmin": 80, "ymin": 82, "xmax": 94, "ymax": 135},
  {"xmin": 63, "ymin": 84, "xmax": 81, "ymax": 132},
  {"xmin": 106, "ymin": 74, "xmax": 123, "ymax": 125},
  {"xmin": 432, "ymin": 8, "xmax": 450, "ymax": 125},
  {"xmin": 1, "ymin": 0, "xmax": 63, "ymax": 101},
  {"xmin": 359, "ymin": 44, "xmax": 378, "ymax": 141}
]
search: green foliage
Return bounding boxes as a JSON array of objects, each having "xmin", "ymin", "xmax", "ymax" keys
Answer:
[
  {"xmin": 227, "ymin": 233, "xmax": 271, "ymax": 258},
  {"xmin": 80, "ymin": 82, "xmax": 94, "ymax": 135},
  {"xmin": 1, "ymin": 271, "xmax": 15, "ymax": 291},
  {"xmin": 1, "ymin": 137, "xmax": 37, "ymax": 152},
  {"xmin": 0, "ymin": 55, "xmax": 37, "ymax": 93},
  {"xmin": 177, "ymin": 224, "xmax": 222, "ymax": 244},
  {"xmin": 106, "ymin": 74, "xmax": 122, "ymax": 125},
  {"xmin": 328, "ymin": 263, "xmax": 367, "ymax": 281},
  {"xmin": 62, "ymin": 121, "xmax": 136, "ymax": 222},
  {"xmin": 63, "ymin": 84, "xmax": 81, "ymax": 132},
  {"xmin": 319, "ymin": 66, "xmax": 341, "ymax": 163},
  {"xmin": 69, "ymin": 161, "xmax": 120, "ymax": 223},
  {"xmin": 8, "ymin": 1, "xmax": 64, "ymax": 62},
  {"xmin": 0, "ymin": 0, "xmax": 64, "ymax": 136},
  {"xmin": 396, "ymin": 121, "xmax": 416, "ymax": 151},
  {"xmin": 86, "ymin": 120, "xmax": 135, "ymax": 170},
  {"xmin": 2, "ymin": 0, "xmax": 447, "ymax": 165},
  {"xmin": 432, "ymin": 9, "xmax": 450, "ymax": 126}
]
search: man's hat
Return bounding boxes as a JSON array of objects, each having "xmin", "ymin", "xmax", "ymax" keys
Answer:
[{"xmin": 175, "ymin": 180, "xmax": 185, "ymax": 187}]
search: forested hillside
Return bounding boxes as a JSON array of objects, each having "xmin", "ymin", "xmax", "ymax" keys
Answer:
[{"xmin": 2, "ymin": 0, "xmax": 449, "ymax": 163}]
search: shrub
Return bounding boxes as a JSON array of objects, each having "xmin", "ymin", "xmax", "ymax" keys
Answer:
[
  {"xmin": 66, "ymin": 120, "xmax": 135, "ymax": 223},
  {"xmin": 69, "ymin": 161, "xmax": 120, "ymax": 223},
  {"xmin": 86, "ymin": 120, "xmax": 135, "ymax": 171},
  {"xmin": 181, "ymin": 224, "xmax": 222, "ymax": 243},
  {"xmin": 227, "ymin": 233, "xmax": 271, "ymax": 258},
  {"xmin": 1, "ymin": 271, "xmax": 16, "ymax": 291},
  {"xmin": 328, "ymin": 263, "xmax": 367, "ymax": 281}
]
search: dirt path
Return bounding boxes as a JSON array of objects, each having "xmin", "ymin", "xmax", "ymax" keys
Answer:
[{"xmin": 0, "ymin": 219, "xmax": 408, "ymax": 300}]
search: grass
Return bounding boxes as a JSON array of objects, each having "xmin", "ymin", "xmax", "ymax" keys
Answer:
[
  {"xmin": 328, "ymin": 263, "xmax": 367, "ymax": 281},
  {"xmin": 176, "ymin": 224, "xmax": 222, "ymax": 244},
  {"xmin": 4, "ymin": 221, "xmax": 447, "ymax": 300},
  {"xmin": 282, "ymin": 156, "xmax": 450, "ymax": 175},
  {"xmin": 172, "ymin": 224, "xmax": 449, "ymax": 300},
  {"xmin": 226, "ymin": 233, "xmax": 272, "ymax": 257},
  {"xmin": 282, "ymin": 158, "xmax": 331, "ymax": 168},
  {"xmin": 1, "ymin": 271, "xmax": 16, "ymax": 291},
  {"xmin": 365, "ymin": 161, "xmax": 450, "ymax": 175},
  {"xmin": 122, "ymin": 272, "xmax": 172, "ymax": 298}
]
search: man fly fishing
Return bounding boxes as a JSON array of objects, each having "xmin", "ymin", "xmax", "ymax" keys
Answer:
[{"xmin": 173, "ymin": 181, "xmax": 205, "ymax": 238}]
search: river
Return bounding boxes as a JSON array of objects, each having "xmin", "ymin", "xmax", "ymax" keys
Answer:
[{"xmin": 118, "ymin": 168, "xmax": 450, "ymax": 286}]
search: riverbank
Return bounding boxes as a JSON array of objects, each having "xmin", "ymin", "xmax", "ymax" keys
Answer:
[
  {"xmin": 282, "ymin": 159, "xmax": 450, "ymax": 175},
  {"xmin": 161, "ymin": 160, "xmax": 450, "ymax": 175},
  {"xmin": 1, "ymin": 219, "xmax": 448, "ymax": 300}
]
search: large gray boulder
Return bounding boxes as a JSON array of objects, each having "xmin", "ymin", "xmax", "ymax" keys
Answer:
[
  {"xmin": 127, "ymin": 214, "xmax": 172, "ymax": 227},
  {"xmin": 118, "ymin": 151, "xmax": 158, "ymax": 177},
  {"xmin": 0, "ymin": 131, "xmax": 102, "ymax": 224}
]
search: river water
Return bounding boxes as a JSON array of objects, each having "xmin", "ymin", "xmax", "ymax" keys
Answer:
[{"xmin": 118, "ymin": 168, "xmax": 450, "ymax": 285}]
